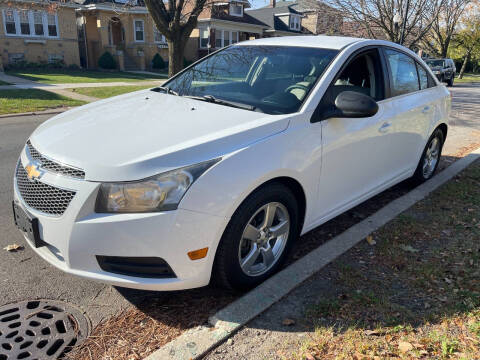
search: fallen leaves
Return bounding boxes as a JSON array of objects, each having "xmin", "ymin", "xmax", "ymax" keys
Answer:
[
  {"xmin": 398, "ymin": 341, "xmax": 413, "ymax": 353},
  {"xmin": 3, "ymin": 243, "xmax": 23, "ymax": 252},
  {"xmin": 366, "ymin": 235, "xmax": 376, "ymax": 246},
  {"xmin": 398, "ymin": 244, "xmax": 419, "ymax": 253},
  {"xmin": 282, "ymin": 318, "xmax": 296, "ymax": 326}
]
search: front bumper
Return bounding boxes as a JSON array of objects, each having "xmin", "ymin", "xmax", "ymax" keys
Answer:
[{"xmin": 13, "ymin": 149, "xmax": 229, "ymax": 291}]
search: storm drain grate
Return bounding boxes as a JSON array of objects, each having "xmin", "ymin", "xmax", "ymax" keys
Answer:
[{"xmin": 0, "ymin": 300, "xmax": 89, "ymax": 360}]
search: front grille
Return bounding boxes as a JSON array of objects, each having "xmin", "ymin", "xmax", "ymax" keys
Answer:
[
  {"xmin": 27, "ymin": 140, "xmax": 85, "ymax": 180},
  {"xmin": 96, "ymin": 256, "xmax": 176, "ymax": 278},
  {"xmin": 16, "ymin": 162, "xmax": 76, "ymax": 216}
]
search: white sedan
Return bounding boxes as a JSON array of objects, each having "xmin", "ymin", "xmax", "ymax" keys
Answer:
[{"xmin": 13, "ymin": 36, "xmax": 450, "ymax": 291}]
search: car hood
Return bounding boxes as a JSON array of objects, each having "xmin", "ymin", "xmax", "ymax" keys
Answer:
[{"xmin": 30, "ymin": 90, "xmax": 290, "ymax": 181}]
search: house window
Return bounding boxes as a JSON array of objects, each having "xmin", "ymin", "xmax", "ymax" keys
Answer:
[
  {"xmin": 3, "ymin": 9, "xmax": 58, "ymax": 38},
  {"xmin": 231, "ymin": 31, "xmax": 238, "ymax": 44},
  {"xmin": 290, "ymin": 15, "xmax": 300, "ymax": 30},
  {"xmin": 229, "ymin": 3, "xmax": 243, "ymax": 17},
  {"xmin": 19, "ymin": 10, "xmax": 30, "ymax": 35},
  {"xmin": 199, "ymin": 28, "xmax": 209, "ymax": 48},
  {"xmin": 4, "ymin": 9, "xmax": 16, "ymax": 35},
  {"xmin": 33, "ymin": 11, "xmax": 44, "ymax": 36},
  {"xmin": 134, "ymin": 19, "xmax": 144, "ymax": 42},
  {"xmin": 153, "ymin": 26, "xmax": 166, "ymax": 43},
  {"xmin": 47, "ymin": 14, "xmax": 58, "ymax": 36},
  {"xmin": 215, "ymin": 29, "xmax": 222, "ymax": 48}
]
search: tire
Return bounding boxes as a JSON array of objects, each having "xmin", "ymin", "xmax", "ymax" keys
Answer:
[
  {"xmin": 212, "ymin": 183, "xmax": 299, "ymax": 291},
  {"xmin": 447, "ymin": 76, "xmax": 454, "ymax": 87},
  {"xmin": 411, "ymin": 128, "xmax": 444, "ymax": 185}
]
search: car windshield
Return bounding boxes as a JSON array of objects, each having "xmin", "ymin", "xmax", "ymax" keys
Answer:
[
  {"xmin": 163, "ymin": 45, "xmax": 338, "ymax": 114},
  {"xmin": 426, "ymin": 60, "xmax": 445, "ymax": 67}
]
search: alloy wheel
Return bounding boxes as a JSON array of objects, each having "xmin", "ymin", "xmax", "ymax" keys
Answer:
[
  {"xmin": 238, "ymin": 202, "xmax": 290, "ymax": 276},
  {"xmin": 422, "ymin": 136, "xmax": 440, "ymax": 178}
]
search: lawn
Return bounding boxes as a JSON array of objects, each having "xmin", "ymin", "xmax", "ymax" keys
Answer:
[
  {"xmin": 291, "ymin": 159, "xmax": 480, "ymax": 360},
  {"xmin": 0, "ymin": 89, "xmax": 86, "ymax": 115},
  {"xmin": 6, "ymin": 69, "xmax": 167, "ymax": 84},
  {"xmin": 456, "ymin": 73, "xmax": 480, "ymax": 83},
  {"xmin": 69, "ymin": 85, "xmax": 153, "ymax": 99},
  {"xmin": 0, "ymin": 80, "xmax": 10, "ymax": 85}
]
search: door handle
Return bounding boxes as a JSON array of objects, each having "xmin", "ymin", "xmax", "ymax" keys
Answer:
[
  {"xmin": 378, "ymin": 122, "xmax": 391, "ymax": 133},
  {"xmin": 422, "ymin": 106, "xmax": 430, "ymax": 114}
]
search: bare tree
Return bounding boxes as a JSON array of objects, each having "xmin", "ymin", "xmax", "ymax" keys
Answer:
[
  {"xmin": 327, "ymin": 0, "xmax": 444, "ymax": 48},
  {"xmin": 423, "ymin": 0, "xmax": 470, "ymax": 57},
  {"xmin": 143, "ymin": 0, "xmax": 211, "ymax": 76}
]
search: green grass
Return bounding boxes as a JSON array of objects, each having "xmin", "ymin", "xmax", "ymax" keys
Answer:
[
  {"xmin": 69, "ymin": 85, "xmax": 153, "ymax": 99},
  {"xmin": 6, "ymin": 69, "xmax": 167, "ymax": 84},
  {"xmin": 0, "ymin": 80, "xmax": 10, "ymax": 85},
  {"xmin": 0, "ymin": 89, "xmax": 86, "ymax": 115},
  {"xmin": 456, "ymin": 72, "xmax": 480, "ymax": 83}
]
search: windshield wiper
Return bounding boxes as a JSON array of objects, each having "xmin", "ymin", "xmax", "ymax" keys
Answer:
[
  {"xmin": 184, "ymin": 95, "xmax": 256, "ymax": 111},
  {"xmin": 151, "ymin": 86, "xmax": 179, "ymax": 96}
]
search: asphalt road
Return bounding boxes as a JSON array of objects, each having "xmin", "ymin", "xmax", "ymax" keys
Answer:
[{"xmin": 1, "ymin": 84, "xmax": 479, "ymax": 329}]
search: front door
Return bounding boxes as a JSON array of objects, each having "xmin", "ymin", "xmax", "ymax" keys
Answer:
[{"xmin": 314, "ymin": 48, "xmax": 395, "ymax": 221}]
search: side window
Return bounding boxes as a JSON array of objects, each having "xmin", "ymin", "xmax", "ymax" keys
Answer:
[
  {"xmin": 317, "ymin": 49, "xmax": 384, "ymax": 116},
  {"xmin": 384, "ymin": 49, "xmax": 419, "ymax": 96},
  {"xmin": 417, "ymin": 64, "xmax": 429, "ymax": 90}
]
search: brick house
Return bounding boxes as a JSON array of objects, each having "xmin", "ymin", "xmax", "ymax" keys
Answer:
[
  {"xmin": 0, "ymin": 0, "xmax": 81, "ymax": 67},
  {"xmin": 0, "ymin": 0, "xmax": 308, "ymax": 71}
]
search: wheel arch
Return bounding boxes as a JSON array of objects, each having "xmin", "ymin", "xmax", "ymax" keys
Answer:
[{"xmin": 437, "ymin": 123, "xmax": 448, "ymax": 142}]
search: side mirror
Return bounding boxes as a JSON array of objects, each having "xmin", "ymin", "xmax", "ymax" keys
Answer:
[{"xmin": 334, "ymin": 91, "xmax": 379, "ymax": 118}]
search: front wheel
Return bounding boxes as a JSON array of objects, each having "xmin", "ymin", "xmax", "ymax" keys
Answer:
[
  {"xmin": 411, "ymin": 128, "xmax": 444, "ymax": 184},
  {"xmin": 213, "ymin": 183, "xmax": 299, "ymax": 290},
  {"xmin": 447, "ymin": 76, "xmax": 454, "ymax": 87}
]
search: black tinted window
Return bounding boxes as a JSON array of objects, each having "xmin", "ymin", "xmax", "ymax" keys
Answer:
[
  {"xmin": 385, "ymin": 49, "xmax": 420, "ymax": 96},
  {"xmin": 165, "ymin": 45, "xmax": 338, "ymax": 114}
]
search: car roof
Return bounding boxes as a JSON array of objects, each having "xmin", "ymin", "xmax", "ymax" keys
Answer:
[{"xmin": 237, "ymin": 35, "xmax": 368, "ymax": 50}]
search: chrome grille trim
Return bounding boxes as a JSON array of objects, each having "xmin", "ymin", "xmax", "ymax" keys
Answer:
[
  {"xmin": 26, "ymin": 140, "xmax": 85, "ymax": 180},
  {"xmin": 15, "ymin": 161, "xmax": 76, "ymax": 216}
]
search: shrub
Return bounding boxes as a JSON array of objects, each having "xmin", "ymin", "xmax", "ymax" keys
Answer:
[
  {"xmin": 98, "ymin": 52, "xmax": 116, "ymax": 69},
  {"xmin": 152, "ymin": 53, "xmax": 166, "ymax": 69}
]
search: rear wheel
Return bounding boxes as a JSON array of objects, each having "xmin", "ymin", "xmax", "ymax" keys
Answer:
[
  {"xmin": 447, "ymin": 76, "xmax": 454, "ymax": 87},
  {"xmin": 213, "ymin": 183, "xmax": 299, "ymax": 290},
  {"xmin": 411, "ymin": 128, "xmax": 444, "ymax": 184}
]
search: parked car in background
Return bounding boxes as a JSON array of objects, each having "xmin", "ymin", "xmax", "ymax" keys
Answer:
[
  {"xmin": 13, "ymin": 36, "xmax": 451, "ymax": 292},
  {"xmin": 426, "ymin": 58, "xmax": 456, "ymax": 86}
]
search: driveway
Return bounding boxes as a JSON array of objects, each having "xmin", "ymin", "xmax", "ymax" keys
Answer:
[{"xmin": 1, "ymin": 84, "xmax": 479, "ymax": 339}]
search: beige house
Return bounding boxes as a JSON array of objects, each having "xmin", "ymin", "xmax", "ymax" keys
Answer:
[{"xmin": 0, "ymin": 0, "xmax": 81, "ymax": 67}]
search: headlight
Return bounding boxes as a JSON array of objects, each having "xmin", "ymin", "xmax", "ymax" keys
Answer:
[
  {"xmin": 434, "ymin": 71, "xmax": 440, "ymax": 74},
  {"xmin": 95, "ymin": 159, "xmax": 220, "ymax": 213}
]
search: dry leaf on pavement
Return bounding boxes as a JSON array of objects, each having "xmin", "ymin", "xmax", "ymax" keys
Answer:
[
  {"xmin": 282, "ymin": 318, "xmax": 296, "ymax": 326},
  {"xmin": 3, "ymin": 244, "xmax": 23, "ymax": 252}
]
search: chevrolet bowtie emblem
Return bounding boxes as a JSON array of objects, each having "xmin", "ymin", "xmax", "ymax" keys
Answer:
[{"xmin": 25, "ymin": 162, "xmax": 42, "ymax": 181}]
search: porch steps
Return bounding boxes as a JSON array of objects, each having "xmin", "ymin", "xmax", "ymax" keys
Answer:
[{"xmin": 123, "ymin": 52, "xmax": 138, "ymax": 71}]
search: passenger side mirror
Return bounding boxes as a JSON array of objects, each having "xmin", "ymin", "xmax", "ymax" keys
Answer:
[{"xmin": 334, "ymin": 91, "xmax": 379, "ymax": 118}]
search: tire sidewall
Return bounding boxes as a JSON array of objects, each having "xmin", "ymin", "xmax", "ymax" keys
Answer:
[
  {"xmin": 414, "ymin": 128, "xmax": 444, "ymax": 182},
  {"xmin": 218, "ymin": 184, "xmax": 299, "ymax": 290}
]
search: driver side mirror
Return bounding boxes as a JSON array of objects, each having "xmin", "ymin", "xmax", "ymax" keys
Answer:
[{"xmin": 334, "ymin": 91, "xmax": 378, "ymax": 118}]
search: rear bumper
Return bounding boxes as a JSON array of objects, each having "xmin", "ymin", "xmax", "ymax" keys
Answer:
[{"xmin": 13, "ymin": 149, "xmax": 229, "ymax": 291}]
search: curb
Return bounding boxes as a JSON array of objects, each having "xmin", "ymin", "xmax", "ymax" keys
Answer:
[
  {"xmin": 145, "ymin": 147, "xmax": 480, "ymax": 360},
  {"xmin": 0, "ymin": 108, "xmax": 69, "ymax": 119}
]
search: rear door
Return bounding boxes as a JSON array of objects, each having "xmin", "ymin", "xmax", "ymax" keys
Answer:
[{"xmin": 379, "ymin": 47, "xmax": 434, "ymax": 176}]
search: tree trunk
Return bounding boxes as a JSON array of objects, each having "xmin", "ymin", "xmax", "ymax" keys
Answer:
[
  {"xmin": 458, "ymin": 49, "xmax": 471, "ymax": 79},
  {"xmin": 168, "ymin": 36, "xmax": 187, "ymax": 78}
]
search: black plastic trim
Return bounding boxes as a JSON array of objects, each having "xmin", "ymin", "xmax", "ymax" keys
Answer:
[{"xmin": 96, "ymin": 256, "xmax": 176, "ymax": 278}]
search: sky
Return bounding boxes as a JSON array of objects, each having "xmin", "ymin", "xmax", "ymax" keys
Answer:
[{"xmin": 249, "ymin": 0, "xmax": 278, "ymax": 9}]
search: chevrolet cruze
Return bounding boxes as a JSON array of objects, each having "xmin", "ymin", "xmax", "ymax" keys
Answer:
[{"xmin": 13, "ymin": 36, "xmax": 450, "ymax": 291}]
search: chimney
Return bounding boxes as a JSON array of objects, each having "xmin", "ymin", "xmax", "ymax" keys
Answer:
[{"xmin": 270, "ymin": 0, "xmax": 276, "ymax": 7}]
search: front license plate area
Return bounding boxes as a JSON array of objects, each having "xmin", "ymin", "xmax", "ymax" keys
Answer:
[{"xmin": 12, "ymin": 202, "xmax": 44, "ymax": 248}]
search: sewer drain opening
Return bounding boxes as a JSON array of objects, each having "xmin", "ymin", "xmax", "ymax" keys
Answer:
[{"xmin": 0, "ymin": 300, "xmax": 89, "ymax": 359}]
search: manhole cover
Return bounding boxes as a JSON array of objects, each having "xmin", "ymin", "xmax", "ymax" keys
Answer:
[{"xmin": 0, "ymin": 300, "xmax": 89, "ymax": 360}]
